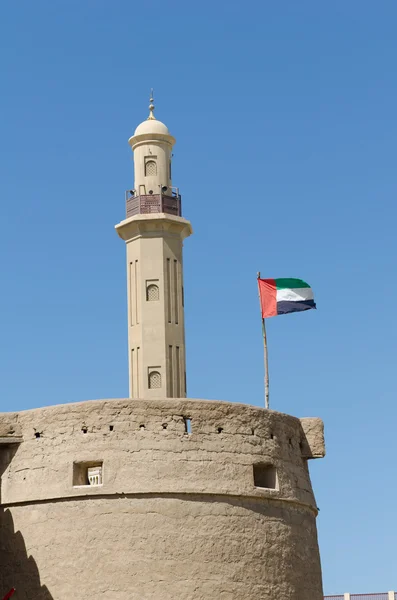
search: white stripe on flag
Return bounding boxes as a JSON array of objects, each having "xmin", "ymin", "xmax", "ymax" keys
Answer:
[{"xmin": 276, "ymin": 287, "xmax": 314, "ymax": 302}]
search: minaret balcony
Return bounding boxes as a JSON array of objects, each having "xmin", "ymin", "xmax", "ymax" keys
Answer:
[{"xmin": 125, "ymin": 190, "xmax": 182, "ymax": 218}]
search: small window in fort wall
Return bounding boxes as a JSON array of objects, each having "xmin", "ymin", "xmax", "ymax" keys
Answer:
[
  {"xmin": 73, "ymin": 461, "xmax": 103, "ymax": 487},
  {"xmin": 145, "ymin": 159, "xmax": 157, "ymax": 176},
  {"xmin": 253, "ymin": 464, "xmax": 278, "ymax": 490},
  {"xmin": 146, "ymin": 280, "xmax": 160, "ymax": 301},
  {"xmin": 148, "ymin": 369, "xmax": 161, "ymax": 389}
]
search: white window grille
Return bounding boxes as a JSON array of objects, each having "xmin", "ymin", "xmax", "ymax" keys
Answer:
[
  {"xmin": 147, "ymin": 284, "xmax": 159, "ymax": 301},
  {"xmin": 87, "ymin": 466, "xmax": 102, "ymax": 486},
  {"xmin": 149, "ymin": 370, "xmax": 161, "ymax": 389},
  {"xmin": 145, "ymin": 160, "xmax": 157, "ymax": 176},
  {"xmin": 73, "ymin": 461, "xmax": 103, "ymax": 487}
]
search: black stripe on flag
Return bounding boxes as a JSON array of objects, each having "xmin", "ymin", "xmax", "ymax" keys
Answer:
[{"xmin": 277, "ymin": 299, "xmax": 316, "ymax": 315}]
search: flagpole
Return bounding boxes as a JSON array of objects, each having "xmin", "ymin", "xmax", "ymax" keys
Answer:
[{"xmin": 257, "ymin": 272, "xmax": 270, "ymax": 409}]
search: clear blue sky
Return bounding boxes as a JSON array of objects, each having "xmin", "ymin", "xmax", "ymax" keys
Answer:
[{"xmin": 1, "ymin": 1, "xmax": 396, "ymax": 595}]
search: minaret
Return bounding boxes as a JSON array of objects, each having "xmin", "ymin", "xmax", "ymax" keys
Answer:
[{"xmin": 115, "ymin": 94, "xmax": 192, "ymax": 399}]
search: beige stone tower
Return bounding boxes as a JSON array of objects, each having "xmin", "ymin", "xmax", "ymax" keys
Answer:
[{"xmin": 115, "ymin": 94, "xmax": 192, "ymax": 400}]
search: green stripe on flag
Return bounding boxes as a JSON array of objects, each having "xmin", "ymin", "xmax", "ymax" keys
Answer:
[{"xmin": 275, "ymin": 278, "xmax": 311, "ymax": 290}]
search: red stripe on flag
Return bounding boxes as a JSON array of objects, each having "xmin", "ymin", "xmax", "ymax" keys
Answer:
[
  {"xmin": 2, "ymin": 589, "xmax": 16, "ymax": 600},
  {"xmin": 258, "ymin": 279, "xmax": 277, "ymax": 318}
]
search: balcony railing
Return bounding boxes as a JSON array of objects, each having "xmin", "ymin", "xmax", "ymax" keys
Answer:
[
  {"xmin": 325, "ymin": 594, "xmax": 395, "ymax": 600},
  {"xmin": 125, "ymin": 190, "xmax": 182, "ymax": 219}
]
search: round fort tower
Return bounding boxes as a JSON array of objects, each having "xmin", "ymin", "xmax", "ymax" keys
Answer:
[{"xmin": 0, "ymin": 99, "xmax": 325, "ymax": 600}]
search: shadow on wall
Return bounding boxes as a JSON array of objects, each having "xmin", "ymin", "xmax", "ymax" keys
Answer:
[
  {"xmin": 0, "ymin": 508, "xmax": 54, "ymax": 600},
  {"xmin": 0, "ymin": 443, "xmax": 53, "ymax": 600},
  {"xmin": 0, "ymin": 446, "xmax": 19, "ymax": 506}
]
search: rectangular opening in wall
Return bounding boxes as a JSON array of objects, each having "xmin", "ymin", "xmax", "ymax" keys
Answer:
[
  {"xmin": 176, "ymin": 345, "xmax": 181, "ymax": 397},
  {"xmin": 253, "ymin": 464, "xmax": 278, "ymax": 490},
  {"xmin": 173, "ymin": 259, "xmax": 178, "ymax": 324},
  {"xmin": 134, "ymin": 260, "xmax": 139, "ymax": 324},
  {"xmin": 73, "ymin": 461, "xmax": 103, "ymax": 487},
  {"xmin": 129, "ymin": 262, "xmax": 135, "ymax": 326},
  {"xmin": 168, "ymin": 345, "xmax": 173, "ymax": 397},
  {"xmin": 136, "ymin": 347, "xmax": 140, "ymax": 397},
  {"xmin": 131, "ymin": 348, "xmax": 134, "ymax": 397},
  {"xmin": 183, "ymin": 417, "xmax": 192, "ymax": 434},
  {"xmin": 167, "ymin": 258, "xmax": 171, "ymax": 323}
]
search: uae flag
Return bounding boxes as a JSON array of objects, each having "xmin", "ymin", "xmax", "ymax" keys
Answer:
[{"xmin": 258, "ymin": 278, "xmax": 316, "ymax": 318}]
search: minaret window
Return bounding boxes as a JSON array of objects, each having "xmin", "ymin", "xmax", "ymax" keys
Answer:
[
  {"xmin": 146, "ymin": 283, "xmax": 160, "ymax": 301},
  {"xmin": 145, "ymin": 159, "xmax": 157, "ymax": 176},
  {"xmin": 148, "ymin": 370, "xmax": 161, "ymax": 389}
]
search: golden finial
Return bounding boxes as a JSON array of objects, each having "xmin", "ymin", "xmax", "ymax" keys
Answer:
[{"xmin": 148, "ymin": 89, "xmax": 156, "ymax": 120}]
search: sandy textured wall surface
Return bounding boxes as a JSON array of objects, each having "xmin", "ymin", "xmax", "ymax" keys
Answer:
[{"xmin": 0, "ymin": 398, "xmax": 325, "ymax": 600}]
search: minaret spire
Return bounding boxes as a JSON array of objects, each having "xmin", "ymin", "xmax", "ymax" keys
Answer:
[{"xmin": 148, "ymin": 89, "xmax": 155, "ymax": 120}]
